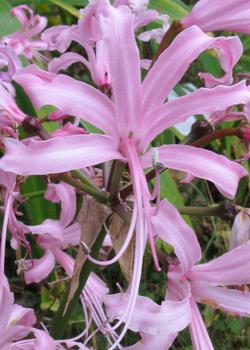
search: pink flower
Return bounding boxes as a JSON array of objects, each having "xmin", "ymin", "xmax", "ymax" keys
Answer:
[
  {"xmin": 1, "ymin": 5, "xmax": 249, "ymax": 347},
  {"xmin": 43, "ymin": 0, "xmax": 162, "ymax": 88},
  {"xmin": 0, "ymin": 280, "xmax": 36, "ymax": 349},
  {"xmin": 2, "ymin": 5, "xmax": 47, "ymax": 60},
  {"xmin": 181, "ymin": 0, "xmax": 250, "ymax": 34},
  {"xmin": 153, "ymin": 200, "xmax": 250, "ymax": 349},
  {"xmin": 21, "ymin": 182, "xmax": 80, "ymax": 283}
]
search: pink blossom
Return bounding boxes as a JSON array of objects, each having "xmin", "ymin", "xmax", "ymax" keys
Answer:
[
  {"xmin": 0, "ymin": 280, "xmax": 36, "ymax": 349},
  {"xmin": 1, "ymin": 6, "xmax": 249, "ymax": 347},
  {"xmin": 43, "ymin": 0, "xmax": 162, "ymax": 88},
  {"xmin": 1, "ymin": 5, "xmax": 47, "ymax": 60},
  {"xmin": 181, "ymin": 0, "xmax": 250, "ymax": 34},
  {"xmin": 21, "ymin": 182, "xmax": 80, "ymax": 283},
  {"xmin": 154, "ymin": 200, "xmax": 250, "ymax": 349}
]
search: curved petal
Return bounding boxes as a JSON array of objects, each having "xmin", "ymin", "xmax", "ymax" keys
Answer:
[
  {"xmin": 45, "ymin": 183, "xmax": 76, "ymax": 227},
  {"xmin": 189, "ymin": 298, "xmax": 214, "ymax": 350},
  {"xmin": 14, "ymin": 67, "xmax": 117, "ymax": 135},
  {"xmin": 181, "ymin": 0, "xmax": 250, "ymax": 33},
  {"xmin": 142, "ymin": 25, "xmax": 243, "ymax": 116},
  {"xmin": 143, "ymin": 145, "xmax": 247, "ymax": 199},
  {"xmin": 51, "ymin": 247, "xmax": 74, "ymax": 277},
  {"xmin": 48, "ymin": 52, "xmax": 90, "ymax": 74},
  {"xmin": 190, "ymin": 241, "xmax": 250, "ymax": 285},
  {"xmin": 151, "ymin": 200, "xmax": 201, "ymax": 272},
  {"xmin": 24, "ymin": 250, "xmax": 55, "ymax": 284},
  {"xmin": 61, "ymin": 223, "xmax": 80, "ymax": 249},
  {"xmin": 0, "ymin": 84, "xmax": 25, "ymax": 125},
  {"xmin": 140, "ymin": 81, "xmax": 250, "ymax": 148},
  {"xmin": 41, "ymin": 24, "xmax": 80, "ymax": 52},
  {"xmin": 32, "ymin": 329, "xmax": 57, "ymax": 350},
  {"xmin": 192, "ymin": 281, "xmax": 250, "ymax": 316},
  {"xmin": 99, "ymin": 4, "xmax": 142, "ymax": 135},
  {"xmin": 8, "ymin": 304, "xmax": 36, "ymax": 328},
  {"xmin": 0, "ymin": 134, "xmax": 124, "ymax": 175},
  {"xmin": 104, "ymin": 292, "xmax": 191, "ymax": 335},
  {"xmin": 27, "ymin": 219, "xmax": 64, "ymax": 243}
]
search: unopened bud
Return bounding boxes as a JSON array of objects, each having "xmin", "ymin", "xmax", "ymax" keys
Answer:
[
  {"xmin": 184, "ymin": 120, "xmax": 213, "ymax": 145},
  {"xmin": 229, "ymin": 209, "xmax": 250, "ymax": 249}
]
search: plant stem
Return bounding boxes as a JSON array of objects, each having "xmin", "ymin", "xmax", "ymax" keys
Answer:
[
  {"xmin": 21, "ymin": 190, "xmax": 46, "ymax": 199},
  {"xmin": 191, "ymin": 127, "xmax": 242, "ymax": 147},
  {"xmin": 178, "ymin": 204, "xmax": 237, "ymax": 221},
  {"xmin": 106, "ymin": 160, "xmax": 125, "ymax": 201},
  {"xmin": 71, "ymin": 169, "xmax": 98, "ymax": 189},
  {"xmin": 59, "ymin": 173, "xmax": 110, "ymax": 205}
]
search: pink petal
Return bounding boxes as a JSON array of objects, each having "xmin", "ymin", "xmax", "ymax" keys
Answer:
[
  {"xmin": 45, "ymin": 183, "xmax": 76, "ymax": 227},
  {"xmin": 142, "ymin": 25, "xmax": 242, "ymax": 116},
  {"xmin": 192, "ymin": 281, "xmax": 250, "ymax": 316},
  {"xmin": 61, "ymin": 223, "xmax": 81, "ymax": 249},
  {"xmin": 143, "ymin": 144, "xmax": 247, "ymax": 199},
  {"xmin": 189, "ymin": 298, "xmax": 214, "ymax": 350},
  {"xmin": 104, "ymin": 292, "xmax": 191, "ymax": 335},
  {"xmin": 32, "ymin": 329, "xmax": 57, "ymax": 350},
  {"xmin": 27, "ymin": 219, "xmax": 64, "ymax": 242},
  {"xmin": 8, "ymin": 304, "xmax": 36, "ymax": 328},
  {"xmin": 41, "ymin": 25, "xmax": 80, "ymax": 52},
  {"xmin": 0, "ymin": 285, "xmax": 14, "ymax": 329},
  {"xmin": 181, "ymin": 0, "xmax": 250, "ymax": 33},
  {"xmin": 0, "ymin": 84, "xmax": 25, "ymax": 126},
  {"xmin": 99, "ymin": 4, "xmax": 142, "ymax": 135},
  {"xmin": 51, "ymin": 247, "xmax": 74, "ymax": 277},
  {"xmin": 14, "ymin": 67, "xmax": 117, "ymax": 135},
  {"xmin": 48, "ymin": 52, "xmax": 90, "ymax": 74},
  {"xmin": 24, "ymin": 249, "xmax": 55, "ymax": 284},
  {"xmin": 0, "ymin": 134, "xmax": 124, "ymax": 175},
  {"xmin": 0, "ymin": 170, "xmax": 16, "ymax": 192},
  {"xmin": 151, "ymin": 200, "xmax": 201, "ymax": 272},
  {"xmin": 124, "ymin": 333, "xmax": 177, "ymax": 350},
  {"xmin": 140, "ymin": 81, "xmax": 250, "ymax": 148},
  {"xmin": 0, "ymin": 46, "xmax": 21, "ymax": 81},
  {"xmin": 190, "ymin": 241, "xmax": 250, "ymax": 285}
]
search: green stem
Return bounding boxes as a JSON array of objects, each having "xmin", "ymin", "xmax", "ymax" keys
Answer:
[
  {"xmin": 177, "ymin": 205, "xmax": 221, "ymax": 216},
  {"xmin": 59, "ymin": 173, "xmax": 110, "ymax": 205},
  {"xmin": 50, "ymin": 227, "xmax": 106, "ymax": 338},
  {"xmin": 21, "ymin": 190, "xmax": 46, "ymax": 199},
  {"xmin": 106, "ymin": 160, "xmax": 125, "ymax": 201},
  {"xmin": 71, "ymin": 169, "xmax": 98, "ymax": 189},
  {"xmin": 178, "ymin": 204, "xmax": 236, "ymax": 221}
]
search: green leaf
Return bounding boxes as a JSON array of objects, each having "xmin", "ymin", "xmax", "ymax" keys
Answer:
[
  {"xmin": 21, "ymin": 176, "xmax": 57, "ymax": 225},
  {"xmin": 199, "ymin": 51, "xmax": 222, "ymax": 78},
  {"xmin": 0, "ymin": 0, "xmax": 20, "ymax": 36},
  {"xmin": 159, "ymin": 170, "xmax": 192, "ymax": 225},
  {"xmin": 48, "ymin": 0, "xmax": 82, "ymax": 18},
  {"xmin": 150, "ymin": 0, "xmax": 189, "ymax": 20},
  {"xmin": 13, "ymin": 82, "xmax": 38, "ymax": 117}
]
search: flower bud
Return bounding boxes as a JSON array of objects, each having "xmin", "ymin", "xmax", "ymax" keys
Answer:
[{"xmin": 230, "ymin": 209, "xmax": 250, "ymax": 249}]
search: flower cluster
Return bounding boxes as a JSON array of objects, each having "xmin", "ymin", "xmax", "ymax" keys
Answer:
[{"xmin": 0, "ymin": 0, "xmax": 250, "ymax": 349}]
